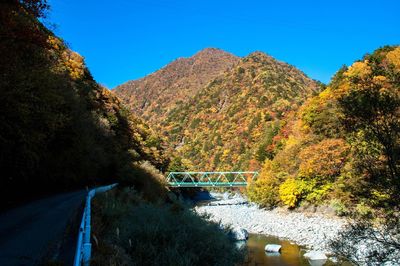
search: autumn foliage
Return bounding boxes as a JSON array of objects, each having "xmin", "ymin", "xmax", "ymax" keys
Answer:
[
  {"xmin": 0, "ymin": 1, "xmax": 169, "ymax": 208},
  {"xmin": 249, "ymin": 46, "xmax": 400, "ymax": 212}
]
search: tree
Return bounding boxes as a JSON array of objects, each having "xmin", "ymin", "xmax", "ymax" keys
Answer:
[
  {"xmin": 330, "ymin": 46, "xmax": 400, "ymax": 264},
  {"xmin": 337, "ymin": 47, "xmax": 400, "ymax": 207},
  {"xmin": 19, "ymin": 0, "xmax": 49, "ymax": 18}
]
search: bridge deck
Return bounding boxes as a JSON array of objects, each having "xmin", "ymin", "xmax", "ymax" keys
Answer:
[{"xmin": 166, "ymin": 172, "xmax": 258, "ymax": 188}]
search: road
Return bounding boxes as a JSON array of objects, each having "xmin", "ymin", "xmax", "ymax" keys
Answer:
[{"xmin": 0, "ymin": 190, "xmax": 86, "ymax": 265}]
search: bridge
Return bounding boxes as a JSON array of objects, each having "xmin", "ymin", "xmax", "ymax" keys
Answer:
[{"xmin": 166, "ymin": 172, "xmax": 258, "ymax": 187}]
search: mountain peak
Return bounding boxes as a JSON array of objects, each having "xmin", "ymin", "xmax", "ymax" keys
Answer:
[
  {"xmin": 244, "ymin": 51, "xmax": 276, "ymax": 63},
  {"xmin": 114, "ymin": 48, "xmax": 239, "ymax": 120},
  {"xmin": 194, "ymin": 47, "xmax": 232, "ymax": 56}
]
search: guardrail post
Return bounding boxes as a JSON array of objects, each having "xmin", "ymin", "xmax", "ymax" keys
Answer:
[
  {"xmin": 73, "ymin": 183, "xmax": 118, "ymax": 266},
  {"xmin": 84, "ymin": 198, "xmax": 91, "ymax": 244},
  {"xmin": 82, "ymin": 242, "xmax": 92, "ymax": 266}
]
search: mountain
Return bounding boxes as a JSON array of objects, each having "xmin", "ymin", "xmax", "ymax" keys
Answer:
[
  {"xmin": 114, "ymin": 48, "xmax": 240, "ymax": 123},
  {"xmin": 116, "ymin": 50, "xmax": 321, "ymax": 171},
  {"xmin": 163, "ymin": 52, "xmax": 321, "ymax": 170}
]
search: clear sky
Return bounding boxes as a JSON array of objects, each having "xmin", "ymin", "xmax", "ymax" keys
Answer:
[{"xmin": 47, "ymin": 0, "xmax": 399, "ymax": 88}]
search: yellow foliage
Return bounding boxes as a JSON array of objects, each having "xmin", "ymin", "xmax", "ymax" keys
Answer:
[
  {"xmin": 222, "ymin": 149, "xmax": 230, "ymax": 159},
  {"xmin": 285, "ymin": 135, "xmax": 300, "ymax": 149},
  {"xmin": 258, "ymin": 159, "xmax": 276, "ymax": 179},
  {"xmin": 373, "ymin": 75, "xmax": 387, "ymax": 83},
  {"xmin": 335, "ymin": 82, "xmax": 351, "ymax": 98},
  {"xmin": 247, "ymin": 177, "xmax": 279, "ymax": 208},
  {"xmin": 47, "ymin": 36, "xmax": 85, "ymax": 80},
  {"xmin": 279, "ymin": 178, "xmax": 304, "ymax": 208},
  {"xmin": 344, "ymin": 61, "xmax": 371, "ymax": 79},
  {"xmin": 318, "ymin": 87, "xmax": 334, "ymax": 101},
  {"xmin": 210, "ymin": 107, "xmax": 218, "ymax": 113},
  {"xmin": 62, "ymin": 50, "xmax": 85, "ymax": 80},
  {"xmin": 47, "ymin": 36, "xmax": 62, "ymax": 51},
  {"xmin": 386, "ymin": 47, "xmax": 400, "ymax": 71}
]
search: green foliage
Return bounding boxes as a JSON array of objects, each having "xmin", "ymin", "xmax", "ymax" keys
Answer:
[
  {"xmin": 255, "ymin": 122, "xmax": 280, "ymax": 162},
  {"xmin": 355, "ymin": 202, "xmax": 374, "ymax": 217},
  {"xmin": 304, "ymin": 182, "xmax": 331, "ymax": 203},
  {"xmin": 167, "ymin": 156, "xmax": 189, "ymax": 172},
  {"xmin": 301, "ymin": 95, "xmax": 342, "ymax": 138},
  {"xmin": 330, "ymin": 199, "xmax": 349, "ymax": 216}
]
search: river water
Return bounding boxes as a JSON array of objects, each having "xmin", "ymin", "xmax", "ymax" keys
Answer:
[
  {"xmin": 242, "ymin": 234, "xmax": 334, "ymax": 266},
  {"xmin": 193, "ymin": 191, "xmax": 336, "ymax": 266}
]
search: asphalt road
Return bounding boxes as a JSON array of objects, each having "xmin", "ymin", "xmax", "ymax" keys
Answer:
[{"xmin": 0, "ymin": 190, "xmax": 86, "ymax": 265}]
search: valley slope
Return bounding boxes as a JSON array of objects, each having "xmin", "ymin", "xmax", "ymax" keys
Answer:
[
  {"xmin": 114, "ymin": 48, "xmax": 239, "ymax": 124},
  {"xmin": 115, "ymin": 50, "xmax": 321, "ymax": 170}
]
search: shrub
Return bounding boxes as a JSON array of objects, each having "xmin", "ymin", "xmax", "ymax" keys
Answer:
[
  {"xmin": 330, "ymin": 199, "xmax": 349, "ymax": 216},
  {"xmin": 304, "ymin": 182, "xmax": 331, "ymax": 204},
  {"xmin": 117, "ymin": 161, "xmax": 167, "ymax": 203},
  {"xmin": 247, "ymin": 178, "xmax": 279, "ymax": 208},
  {"xmin": 247, "ymin": 160, "xmax": 283, "ymax": 208},
  {"xmin": 279, "ymin": 178, "xmax": 309, "ymax": 208}
]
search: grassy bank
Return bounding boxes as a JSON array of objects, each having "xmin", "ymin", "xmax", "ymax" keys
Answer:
[{"xmin": 91, "ymin": 188, "xmax": 244, "ymax": 266}]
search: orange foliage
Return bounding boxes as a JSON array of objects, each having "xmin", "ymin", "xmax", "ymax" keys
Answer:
[{"xmin": 299, "ymin": 139, "xmax": 350, "ymax": 180}]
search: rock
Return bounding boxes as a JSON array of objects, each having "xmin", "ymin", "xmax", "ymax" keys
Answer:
[
  {"xmin": 235, "ymin": 241, "xmax": 246, "ymax": 250},
  {"xmin": 265, "ymin": 244, "xmax": 281, "ymax": 253},
  {"xmin": 308, "ymin": 260, "xmax": 327, "ymax": 266},
  {"xmin": 230, "ymin": 227, "xmax": 249, "ymax": 240},
  {"xmin": 222, "ymin": 192, "xmax": 230, "ymax": 200},
  {"xmin": 304, "ymin": 250, "xmax": 328, "ymax": 260}
]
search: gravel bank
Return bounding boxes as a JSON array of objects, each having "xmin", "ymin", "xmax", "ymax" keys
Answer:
[{"xmin": 194, "ymin": 192, "xmax": 347, "ymax": 253}]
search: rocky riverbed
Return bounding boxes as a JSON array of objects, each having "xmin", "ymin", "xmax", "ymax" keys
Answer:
[{"xmin": 194, "ymin": 192, "xmax": 346, "ymax": 254}]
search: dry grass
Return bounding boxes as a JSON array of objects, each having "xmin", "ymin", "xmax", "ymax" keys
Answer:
[{"xmin": 91, "ymin": 188, "xmax": 244, "ymax": 266}]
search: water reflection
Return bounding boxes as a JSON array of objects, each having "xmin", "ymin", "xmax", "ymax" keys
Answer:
[{"xmin": 242, "ymin": 234, "xmax": 333, "ymax": 266}]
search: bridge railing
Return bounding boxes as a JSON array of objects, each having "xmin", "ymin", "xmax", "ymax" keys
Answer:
[
  {"xmin": 73, "ymin": 183, "xmax": 118, "ymax": 266},
  {"xmin": 166, "ymin": 171, "xmax": 258, "ymax": 187}
]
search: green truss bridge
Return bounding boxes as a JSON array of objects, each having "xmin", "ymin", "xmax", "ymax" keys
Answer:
[{"xmin": 166, "ymin": 172, "xmax": 259, "ymax": 187}]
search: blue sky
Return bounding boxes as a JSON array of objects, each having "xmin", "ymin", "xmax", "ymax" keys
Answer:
[{"xmin": 47, "ymin": 0, "xmax": 399, "ymax": 88}]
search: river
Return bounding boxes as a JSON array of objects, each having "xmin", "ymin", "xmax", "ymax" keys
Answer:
[
  {"xmin": 243, "ymin": 234, "xmax": 335, "ymax": 266},
  {"xmin": 193, "ymin": 191, "xmax": 342, "ymax": 266}
]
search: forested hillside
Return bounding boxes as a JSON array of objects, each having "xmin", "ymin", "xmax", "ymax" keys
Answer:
[
  {"xmin": 164, "ymin": 52, "xmax": 321, "ymax": 170},
  {"xmin": 114, "ymin": 48, "xmax": 239, "ymax": 124},
  {"xmin": 248, "ymin": 46, "xmax": 400, "ymax": 212},
  {"xmin": 114, "ymin": 42, "xmax": 400, "ymax": 215},
  {"xmin": 116, "ymin": 51, "xmax": 321, "ymax": 171},
  {"xmin": 0, "ymin": 1, "xmax": 169, "ymax": 208}
]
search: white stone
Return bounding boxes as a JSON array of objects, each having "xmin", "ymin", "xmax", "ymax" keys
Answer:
[
  {"xmin": 304, "ymin": 250, "xmax": 328, "ymax": 260},
  {"xmin": 195, "ymin": 192, "xmax": 347, "ymax": 254},
  {"xmin": 265, "ymin": 244, "xmax": 281, "ymax": 253}
]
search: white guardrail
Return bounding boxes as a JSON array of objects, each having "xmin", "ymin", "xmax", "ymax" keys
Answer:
[{"xmin": 73, "ymin": 183, "xmax": 118, "ymax": 266}]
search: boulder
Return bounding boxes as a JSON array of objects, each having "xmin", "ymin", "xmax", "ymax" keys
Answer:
[
  {"xmin": 230, "ymin": 227, "xmax": 249, "ymax": 241},
  {"xmin": 304, "ymin": 250, "xmax": 328, "ymax": 260},
  {"xmin": 265, "ymin": 244, "xmax": 281, "ymax": 253}
]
